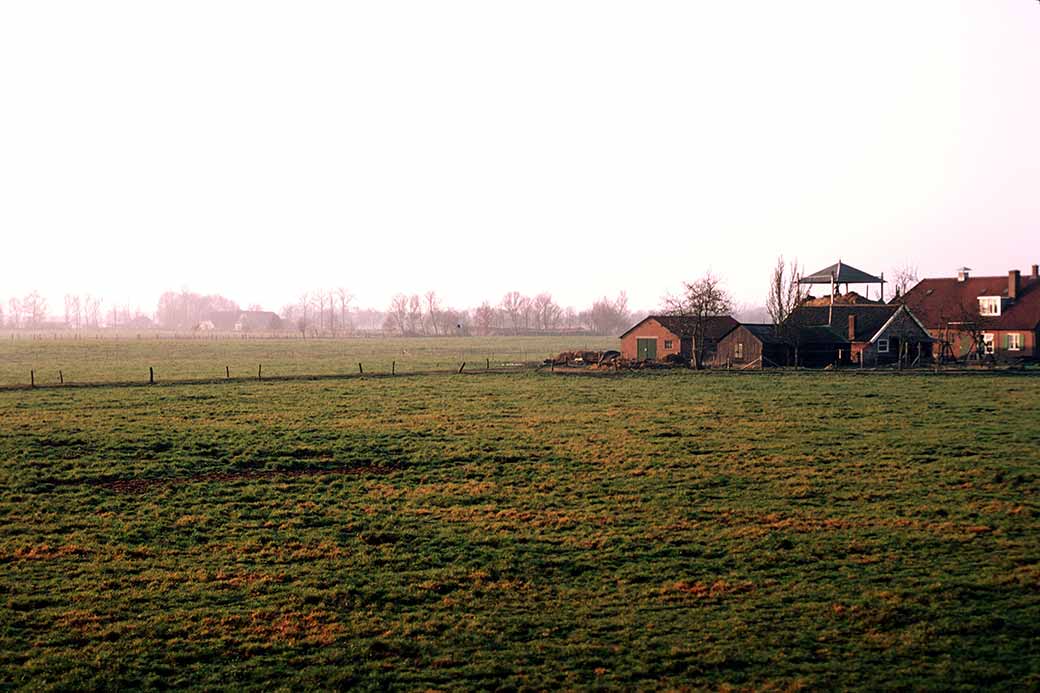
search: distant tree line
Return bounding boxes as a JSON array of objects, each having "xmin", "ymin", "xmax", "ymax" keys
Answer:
[
  {"xmin": 378, "ymin": 291, "xmax": 633, "ymax": 337},
  {"xmin": 0, "ymin": 291, "xmax": 105, "ymax": 329},
  {"xmin": 156, "ymin": 290, "xmax": 241, "ymax": 330},
  {"xmin": 0, "ymin": 286, "xmax": 638, "ymax": 336}
]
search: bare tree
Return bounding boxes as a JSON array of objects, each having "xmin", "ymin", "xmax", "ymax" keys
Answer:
[
  {"xmin": 424, "ymin": 291, "xmax": 440, "ymax": 336},
  {"xmin": 532, "ymin": 293, "xmax": 562, "ymax": 331},
  {"xmin": 436, "ymin": 307, "xmax": 466, "ymax": 336},
  {"xmin": 561, "ymin": 306, "xmax": 579, "ymax": 329},
  {"xmin": 313, "ymin": 289, "xmax": 329, "ymax": 333},
  {"xmin": 950, "ymin": 298, "xmax": 996, "ymax": 367},
  {"xmin": 386, "ymin": 294, "xmax": 409, "ymax": 336},
  {"xmin": 664, "ymin": 274, "xmax": 733, "ymax": 369},
  {"xmin": 297, "ymin": 292, "xmax": 310, "ymax": 337},
  {"xmin": 500, "ymin": 291, "xmax": 525, "ymax": 334},
  {"xmin": 23, "ymin": 291, "xmax": 47, "ymax": 328},
  {"xmin": 6, "ymin": 298, "xmax": 20, "ymax": 329},
  {"xmin": 472, "ymin": 301, "xmax": 498, "ymax": 336},
  {"xmin": 580, "ymin": 292, "xmax": 632, "ymax": 336},
  {"xmin": 766, "ymin": 256, "xmax": 805, "ymax": 365},
  {"xmin": 766, "ymin": 256, "xmax": 802, "ymax": 329},
  {"xmin": 891, "ymin": 262, "xmax": 919, "ymax": 300},
  {"xmin": 62, "ymin": 294, "xmax": 83, "ymax": 329},
  {"xmin": 84, "ymin": 295, "xmax": 102, "ymax": 328},
  {"xmin": 406, "ymin": 294, "xmax": 423, "ymax": 335},
  {"xmin": 336, "ymin": 288, "xmax": 353, "ymax": 334},
  {"xmin": 280, "ymin": 303, "xmax": 298, "ymax": 324}
]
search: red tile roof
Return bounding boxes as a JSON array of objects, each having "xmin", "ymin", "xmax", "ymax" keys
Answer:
[{"xmin": 897, "ymin": 273, "xmax": 1040, "ymax": 330}]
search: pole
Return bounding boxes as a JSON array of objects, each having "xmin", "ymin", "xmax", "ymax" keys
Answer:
[
  {"xmin": 828, "ymin": 271, "xmax": 834, "ymax": 326},
  {"xmin": 149, "ymin": 367, "xmax": 154, "ymax": 385}
]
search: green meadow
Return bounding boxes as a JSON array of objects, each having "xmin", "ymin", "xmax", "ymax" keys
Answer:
[
  {"xmin": 1, "ymin": 363, "xmax": 1038, "ymax": 689},
  {"xmin": 0, "ymin": 335, "xmax": 615, "ymax": 388}
]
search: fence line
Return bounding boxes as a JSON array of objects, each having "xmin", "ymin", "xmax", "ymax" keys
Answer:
[{"xmin": 1, "ymin": 361, "xmax": 541, "ymax": 393}]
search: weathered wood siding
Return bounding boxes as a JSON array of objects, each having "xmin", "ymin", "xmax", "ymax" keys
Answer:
[{"xmin": 712, "ymin": 326, "xmax": 764, "ymax": 368}]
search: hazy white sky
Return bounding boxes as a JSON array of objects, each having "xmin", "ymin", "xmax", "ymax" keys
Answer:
[{"xmin": 1, "ymin": 1, "xmax": 1038, "ymax": 315}]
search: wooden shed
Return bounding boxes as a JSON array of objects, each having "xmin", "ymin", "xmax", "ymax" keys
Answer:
[{"xmin": 712, "ymin": 324, "xmax": 790, "ymax": 368}]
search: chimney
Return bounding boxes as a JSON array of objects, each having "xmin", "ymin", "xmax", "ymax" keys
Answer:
[
  {"xmin": 1032, "ymin": 264, "xmax": 1038, "ymax": 279},
  {"xmin": 957, "ymin": 267, "xmax": 971, "ymax": 282},
  {"xmin": 848, "ymin": 314, "xmax": 856, "ymax": 341},
  {"xmin": 1009, "ymin": 270, "xmax": 1021, "ymax": 301}
]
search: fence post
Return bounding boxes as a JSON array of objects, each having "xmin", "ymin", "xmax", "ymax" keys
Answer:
[
  {"xmin": 458, "ymin": 362, "xmax": 466, "ymax": 374},
  {"xmin": 30, "ymin": 370, "xmax": 35, "ymax": 388},
  {"xmin": 226, "ymin": 365, "xmax": 230, "ymax": 379},
  {"xmin": 392, "ymin": 360, "xmax": 395, "ymax": 376},
  {"xmin": 358, "ymin": 362, "xmax": 364, "ymax": 375},
  {"xmin": 59, "ymin": 370, "xmax": 63, "ymax": 385},
  {"xmin": 258, "ymin": 364, "xmax": 262, "ymax": 381},
  {"xmin": 486, "ymin": 358, "xmax": 490, "ymax": 370},
  {"xmin": 149, "ymin": 367, "xmax": 154, "ymax": 385}
]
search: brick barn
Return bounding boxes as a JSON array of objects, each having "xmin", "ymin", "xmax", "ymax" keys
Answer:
[
  {"xmin": 620, "ymin": 315, "xmax": 738, "ymax": 363},
  {"xmin": 898, "ymin": 265, "xmax": 1040, "ymax": 361}
]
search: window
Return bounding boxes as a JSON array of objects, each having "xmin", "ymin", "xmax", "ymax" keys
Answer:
[
  {"xmin": 664, "ymin": 340, "xmax": 673, "ymax": 349},
  {"xmin": 978, "ymin": 297, "xmax": 1001, "ymax": 316},
  {"xmin": 734, "ymin": 342, "xmax": 744, "ymax": 359},
  {"xmin": 1007, "ymin": 333, "xmax": 1022, "ymax": 351},
  {"xmin": 877, "ymin": 338, "xmax": 889, "ymax": 353},
  {"xmin": 983, "ymin": 333, "xmax": 995, "ymax": 354}
]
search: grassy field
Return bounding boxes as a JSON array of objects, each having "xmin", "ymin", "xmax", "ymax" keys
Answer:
[
  {"xmin": 0, "ymin": 335, "xmax": 616, "ymax": 388},
  {"xmin": 1, "ymin": 367, "xmax": 1038, "ymax": 689}
]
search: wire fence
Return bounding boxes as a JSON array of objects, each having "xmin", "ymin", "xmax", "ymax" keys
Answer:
[{"xmin": 0, "ymin": 335, "xmax": 619, "ymax": 391}]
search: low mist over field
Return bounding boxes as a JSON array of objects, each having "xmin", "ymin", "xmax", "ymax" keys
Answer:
[{"xmin": 2, "ymin": 2, "xmax": 1038, "ymax": 316}]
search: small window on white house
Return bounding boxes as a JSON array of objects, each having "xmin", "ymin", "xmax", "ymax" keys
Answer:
[
  {"xmin": 735, "ymin": 342, "xmax": 744, "ymax": 359},
  {"xmin": 983, "ymin": 333, "xmax": 995, "ymax": 354},
  {"xmin": 664, "ymin": 340, "xmax": 673, "ymax": 349},
  {"xmin": 978, "ymin": 297, "xmax": 1001, "ymax": 316},
  {"xmin": 1007, "ymin": 333, "xmax": 1022, "ymax": 351},
  {"xmin": 877, "ymin": 338, "xmax": 889, "ymax": 353}
]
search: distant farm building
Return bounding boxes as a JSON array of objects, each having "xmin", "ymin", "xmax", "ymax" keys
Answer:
[
  {"xmin": 199, "ymin": 310, "xmax": 283, "ymax": 332},
  {"xmin": 619, "ymin": 315, "xmax": 738, "ymax": 363},
  {"xmin": 898, "ymin": 264, "xmax": 1040, "ymax": 361}
]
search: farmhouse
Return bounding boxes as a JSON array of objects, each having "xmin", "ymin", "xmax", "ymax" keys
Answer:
[
  {"xmin": 620, "ymin": 315, "xmax": 738, "ymax": 362},
  {"xmin": 714, "ymin": 304, "xmax": 933, "ymax": 369},
  {"xmin": 788, "ymin": 303, "xmax": 933, "ymax": 367},
  {"xmin": 897, "ymin": 265, "xmax": 1040, "ymax": 361}
]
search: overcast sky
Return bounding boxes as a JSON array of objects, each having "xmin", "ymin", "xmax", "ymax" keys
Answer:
[{"xmin": 1, "ymin": 1, "xmax": 1038, "ymax": 315}]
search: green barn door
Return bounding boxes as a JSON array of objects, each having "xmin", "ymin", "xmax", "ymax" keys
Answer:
[{"xmin": 637, "ymin": 338, "xmax": 657, "ymax": 360}]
